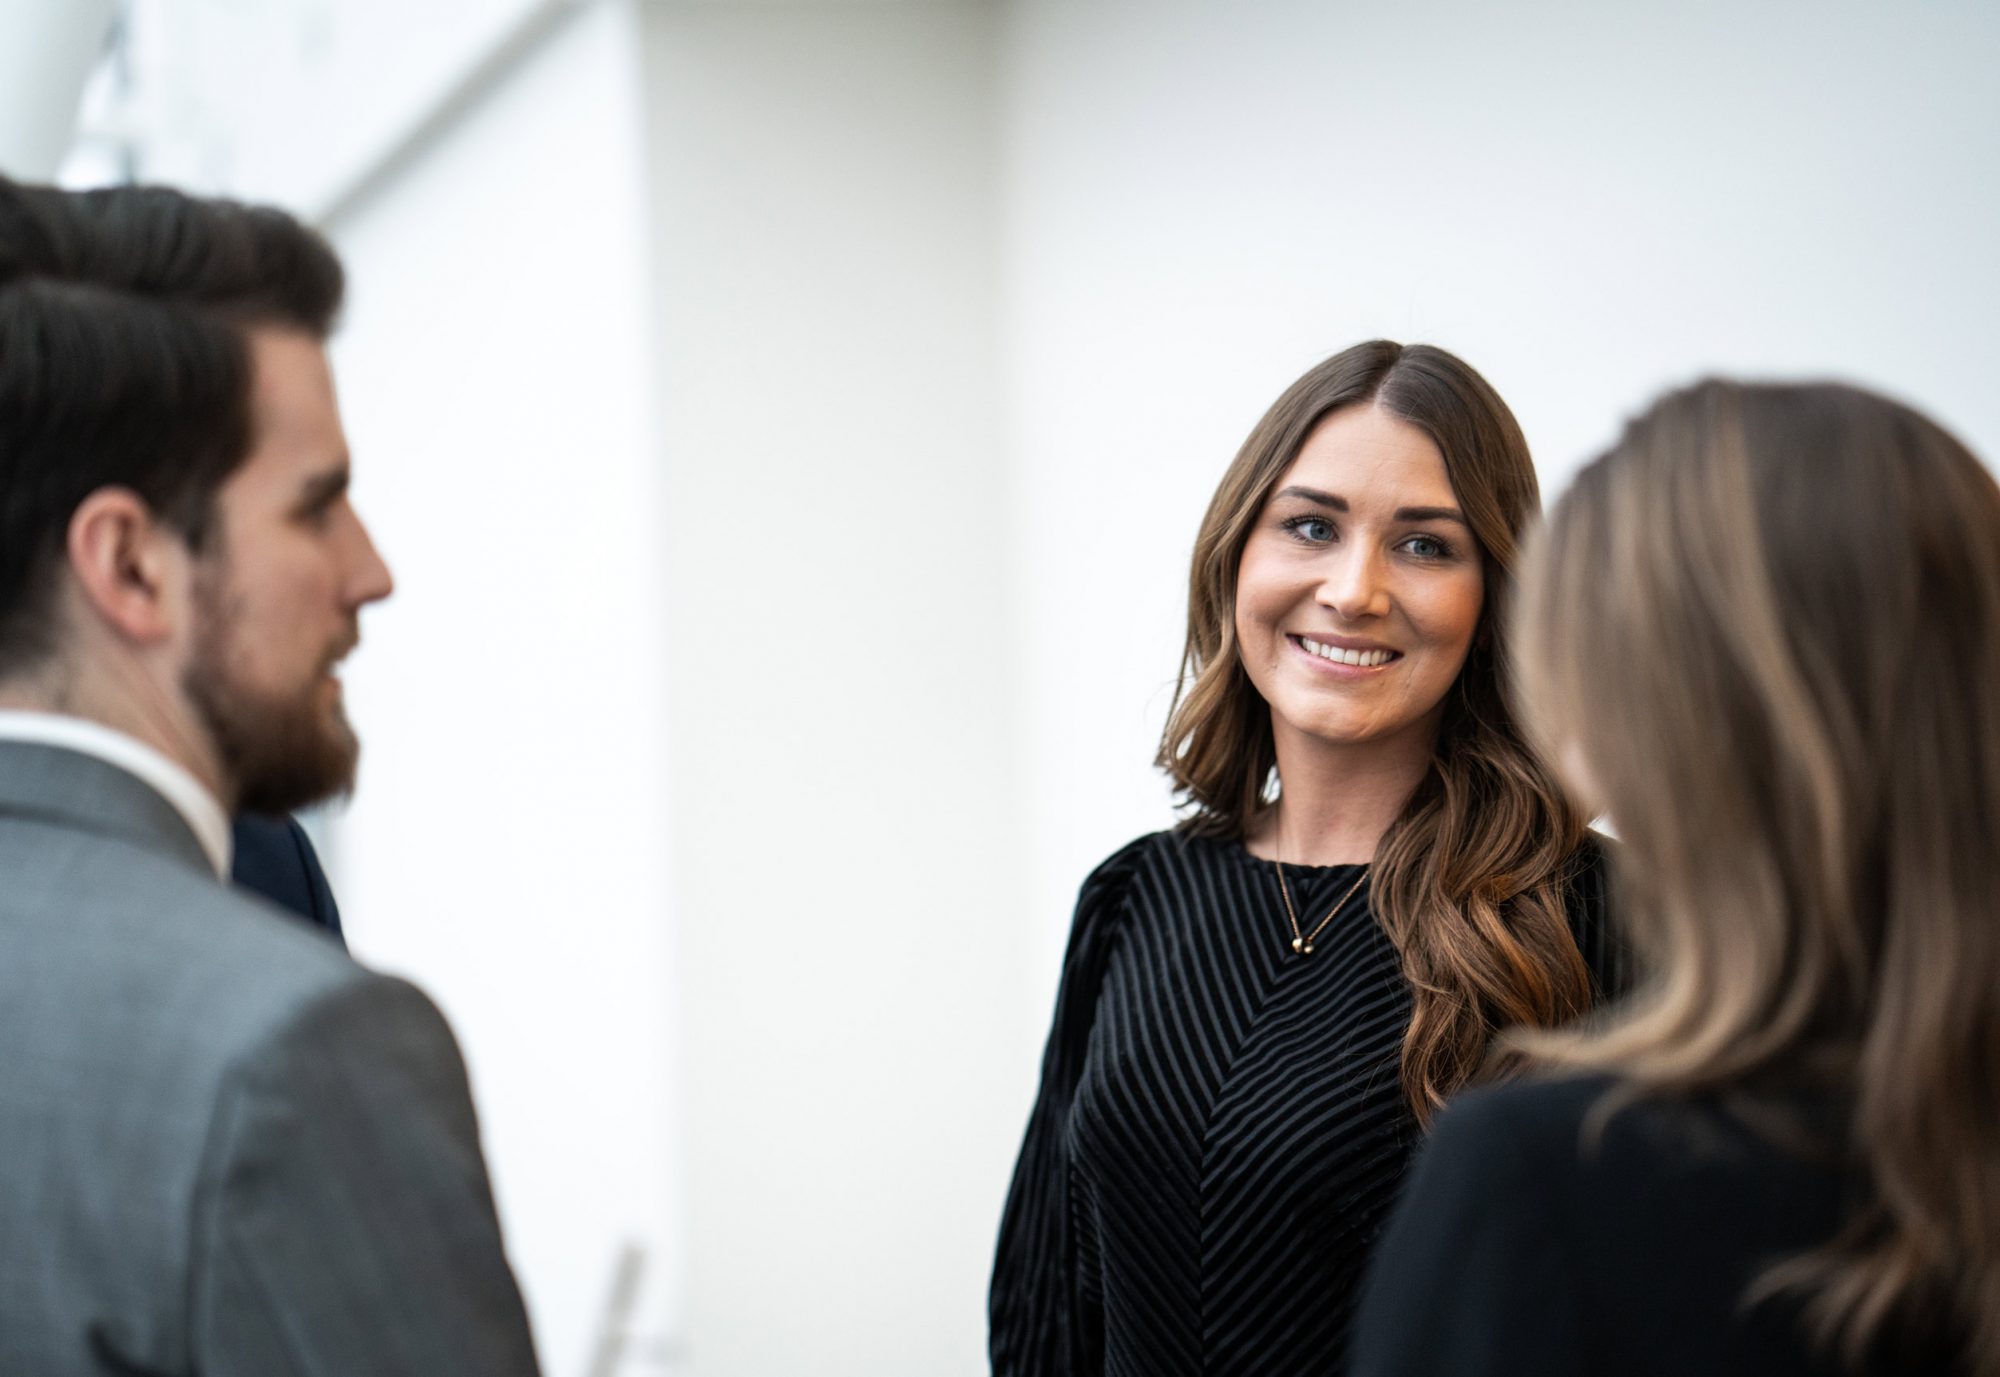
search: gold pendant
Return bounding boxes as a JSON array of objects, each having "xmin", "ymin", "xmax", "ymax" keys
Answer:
[{"xmin": 1292, "ymin": 936, "xmax": 1310, "ymax": 955}]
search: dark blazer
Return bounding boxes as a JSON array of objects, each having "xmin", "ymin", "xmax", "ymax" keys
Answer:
[
  {"xmin": 231, "ymin": 812, "xmax": 345, "ymax": 945},
  {"xmin": 1349, "ymin": 1074, "xmax": 1962, "ymax": 1377},
  {"xmin": 0, "ymin": 741, "xmax": 541, "ymax": 1376}
]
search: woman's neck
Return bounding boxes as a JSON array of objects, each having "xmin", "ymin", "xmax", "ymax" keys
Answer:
[{"xmin": 1242, "ymin": 717, "xmax": 1438, "ymax": 866}]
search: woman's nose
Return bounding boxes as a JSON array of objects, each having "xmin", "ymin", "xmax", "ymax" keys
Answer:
[{"xmin": 1317, "ymin": 545, "xmax": 1391, "ymax": 621}]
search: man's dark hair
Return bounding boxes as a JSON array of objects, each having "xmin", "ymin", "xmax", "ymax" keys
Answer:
[{"xmin": 0, "ymin": 177, "xmax": 344, "ymax": 675}]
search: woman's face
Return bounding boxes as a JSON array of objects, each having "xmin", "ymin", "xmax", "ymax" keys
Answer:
[{"xmin": 1233, "ymin": 404, "xmax": 1487, "ymax": 761}]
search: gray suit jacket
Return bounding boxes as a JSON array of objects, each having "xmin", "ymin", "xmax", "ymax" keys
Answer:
[{"xmin": 0, "ymin": 741, "xmax": 542, "ymax": 1376}]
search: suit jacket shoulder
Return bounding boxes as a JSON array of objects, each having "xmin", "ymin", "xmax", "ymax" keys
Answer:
[
  {"xmin": 0, "ymin": 747, "xmax": 538, "ymax": 1375},
  {"xmin": 188, "ymin": 971, "xmax": 540, "ymax": 1375}
]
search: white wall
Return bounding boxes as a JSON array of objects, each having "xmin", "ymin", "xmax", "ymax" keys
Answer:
[
  {"xmin": 327, "ymin": 4, "xmax": 683, "ymax": 1372},
  {"xmin": 642, "ymin": 6, "xmax": 1026, "ymax": 1375},
  {"xmin": 1000, "ymin": 0, "xmax": 2000, "ymax": 989},
  {"xmin": 0, "ymin": 0, "xmax": 112, "ymax": 179},
  {"xmin": 61, "ymin": 0, "xmax": 552, "ymax": 217}
]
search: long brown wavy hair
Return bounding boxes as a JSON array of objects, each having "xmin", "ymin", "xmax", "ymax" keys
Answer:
[
  {"xmin": 1515, "ymin": 379, "xmax": 2000, "ymax": 1372},
  {"xmin": 1157, "ymin": 340, "xmax": 1595, "ymax": 1124}
]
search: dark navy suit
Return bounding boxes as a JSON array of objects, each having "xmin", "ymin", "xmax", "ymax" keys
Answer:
[{"xmin": 230, "ymin": 813, "xmax": 345, "ymax": 947}]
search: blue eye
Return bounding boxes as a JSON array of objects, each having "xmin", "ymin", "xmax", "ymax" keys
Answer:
[
  {"xmin": 1283, "ymin": 515, "xmax": 1335, "ymax": 544},
  {"xmin": 1401, "ymin": 534, "xmax": 1453, "ymax": 560}
]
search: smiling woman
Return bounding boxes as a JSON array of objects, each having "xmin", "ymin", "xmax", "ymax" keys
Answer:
[
  {"xmin": 990, "ymin": 341, "xmax": 1627, "ymax": 1377},
  {"xmin": 1232, "ymin": 404, "xmax": 1486, "ymax": 766}
]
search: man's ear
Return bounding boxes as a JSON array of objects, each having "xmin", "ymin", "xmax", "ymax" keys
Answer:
[{"xmin": 64, "ymin": 487, "xmax": 190, "ymax": 646}]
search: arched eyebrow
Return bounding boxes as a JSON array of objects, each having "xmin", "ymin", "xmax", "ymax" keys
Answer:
[
  {"xmin": 1274, "ymin": 485, "xmax": 1467, "ymax": 527},
  {"xmin": 1394, "ymin": 505, "xmax": 1468, "ymax": 526}
]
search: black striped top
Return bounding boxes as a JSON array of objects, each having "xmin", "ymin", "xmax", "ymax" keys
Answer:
[{"xmin": 990, "ymin": 829, "xmax": 1623, "ymax": 1377}]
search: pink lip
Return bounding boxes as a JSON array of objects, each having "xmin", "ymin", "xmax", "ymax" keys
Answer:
[{"xmin": 1287, "ymin": 633, "xmax": 1402, "ymax": 677}]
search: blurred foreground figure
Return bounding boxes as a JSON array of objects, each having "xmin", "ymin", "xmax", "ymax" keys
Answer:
[
  {"xmin": 0, "ymin": 177, "xmax": 540, "ymax": 1376},
  {"xmin": 1351, "ymin": 380, "xmax": 1996, "ymax": 1376}
]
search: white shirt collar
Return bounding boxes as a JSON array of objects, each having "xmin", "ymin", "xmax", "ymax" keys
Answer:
[{"xmin": 0, "ymin": 710, "xmax": 233, "ymax": 877}]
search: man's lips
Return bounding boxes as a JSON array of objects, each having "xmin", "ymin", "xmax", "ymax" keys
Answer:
[{"xmin": 323, "ymin": 630, "xmax": 361, "ymax": 673}]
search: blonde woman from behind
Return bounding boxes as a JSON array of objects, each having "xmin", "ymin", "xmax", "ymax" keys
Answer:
[{"xmin": 1351, "ymin": 379, "xmax": 1999, "ymax": 1376}]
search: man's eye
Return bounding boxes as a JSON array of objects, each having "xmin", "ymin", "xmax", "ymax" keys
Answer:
[{"xmin": 1283, "ymin": 515, "xmax": 1335, "ymax": 543}]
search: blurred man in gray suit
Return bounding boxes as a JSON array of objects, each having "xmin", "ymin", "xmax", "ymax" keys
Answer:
[{"xmin": 0, "ymin": 177, "xmax": 542, "ymax": 1375}]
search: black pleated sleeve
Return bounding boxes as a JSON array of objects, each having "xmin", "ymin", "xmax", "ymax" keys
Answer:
[{"xmin": 988, "ymin": 837, "xmax": 1144, "ymax": 1377}]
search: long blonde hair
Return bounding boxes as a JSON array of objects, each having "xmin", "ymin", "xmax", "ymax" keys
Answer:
[
  {"xmin": 1516, "ymin": 379, "xmax": 2000, "ymax": 1371},
  {"xmin": 1158, "ymin": 340, "xmax": 1594, "ymax": 1124}
]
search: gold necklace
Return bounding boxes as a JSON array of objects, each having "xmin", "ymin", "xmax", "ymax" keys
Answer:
[{"xmin": 1274, "ymin": 855, "xmax": 1370, "ymax": 956}]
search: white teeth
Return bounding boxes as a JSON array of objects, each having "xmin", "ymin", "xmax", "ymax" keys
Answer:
[{"xmin": 1300, "ymin": 637, "xmax": 1395, "ymax": 668}]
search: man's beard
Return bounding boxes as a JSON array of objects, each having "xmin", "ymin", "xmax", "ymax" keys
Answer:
[{"xmin": 182, "ymin": 569, "xmax": 361, "ymax": 817}]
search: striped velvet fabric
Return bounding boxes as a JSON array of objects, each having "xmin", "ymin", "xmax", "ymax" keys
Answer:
[{"xmin": 991, "ymin": 829, "xmax": 1623, "ymax": 1377}]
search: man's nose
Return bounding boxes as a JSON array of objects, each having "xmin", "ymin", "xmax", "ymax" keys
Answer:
[
  {"xmin": 344, "ymin": 512, "xmax": 395, "ymax": 608},
  {"xmin": 1317, "ymin": 544, "xmax": 1390, "ymax": 620}
]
